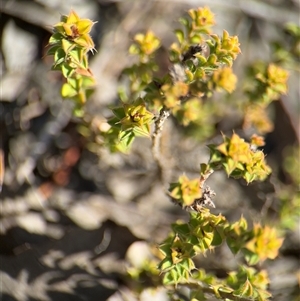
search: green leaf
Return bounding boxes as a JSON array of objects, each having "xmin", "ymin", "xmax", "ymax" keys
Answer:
[
  {"xmin": 74, "ymin": 34, "xmax": 94, "ymax": 49},
  {"xmin": 194, "ymin": 53, "xmax": 207, "ymax": 64},
  {"xmin": 202, "ymin": 231, "xmax": 214, "ymax": 248},
  {"xmin": 226, "ymin": 237, "xmax": 242, "ymax": 255},
  {"xmin": 244, "ymin": 172, "xmax": 255, "ymax": 184},
  {"xmin": 218, "ymin": 286, "xmax": 234, "ymax": 293},
  {"xmin": 211, "ymin": 228, "xmax": 223, "ymax": 246},
  {"xmin": 190, "ymin": 35, "xmax": 202, "ymax": 44},
  {"xmin": 256, "ymin": 288, "xmax": 272, "ymax": 301},
  {"xmin": 111, "ymin": 107, "xmax": 126, "ymax": 120},
  {"xmin": 133, "ymin": 123, "xmax": 151, "ymax": 137},
  {"xmin": 190, "ymin": 290, "xmax": 205, "ymax": 301},
  {"xmin": 80, "ymin": 76, "xmax": 96, "ymax": 89},
  {"xmin": 173, "ymin": 224, "xmax": 190, "ymax": 236},
  {"xmin": 175, "ymin": 29, "xmax": 185, "ymax": 44},
  {"xmin": 220, "ymin": 56, "xmax": 232, "ymax": 66},
  {"xmin": 186, "ymin": 69, "xmax": 194, "ymax": 81},
  {"xmin": 233, "ymin": 279, "xmax": 254, "ymax": 297},
  {"xmin": 61, "ymin": 63, "xmax": 75, "ymax": 78},
  {"xmin": 181, "ymin": 258, "xmax": 195, "ymax": 272},
  {"xmin": 243, "ymin": 249, "xmax": 260, "ymax": 266},
  {"xmin": 119, "ymin": 129, "xmax": 134, "ymax": 141},
  {"xmin": 171, "ymin": 267, "xmax": 180, "ymax": 283},
  {"xmin": 117, "ymin": 130, "xmax": 135, "ymax": 152},
  {"xmin": 200, "ymin": 163, "xmax": 209, "ymax": 175},
  {"xmin": 49, "ymin": 32, "xmax": 63, "ymax": 44},
  {"xmin": 159, "ymin": 258, "xmax": 173, "ymax": 271},
  {"xmin": 179, "ymin": 17, "xmax": 189, "ymax": 27},
  {"xmin": 207, "ymin": 53, "xmax": 217, "ymax": 64},
  {"xmin": 54, "ymin": 48, "xmax": 66, "ymax": 66},
  {"xmin": 162, "ymin": 271, "xmax": 174, "ymax": 285},
  {"xmin": 46, "ymin": 45, "xmax": 60, "ymax": 56},
  {"xmin": 175, "ymin": 264, "xmax": 186, "ymax": 280},
  {"xmin": 187, "ymin": 235, "xmax": 199, "ymax": 246},
  {"xmin": 285, "ymin": 22, "xmax": 300, "ymax": 37},
  {"xmin": 212, "ymin": 284, "xmax": 222, "ymax": 298},
  {"xmin": 73, "ymin": 107, "xmax": 84, "ymax": 117},
  {"xmin": 159, "ymin": 242, "xmax": 172, "ymax": 256},
  {"xmin": 69, "ymin": 48, "xmax": 84, "ymax": 65},
  {"xmin": 129, "ymin": 44, "xmax": 139, "ymax": 55},
  {"xmin": 61, "ymin": 82, "xmax": 77, "ymax": 98},
  {"xmin": 224, "ymin": 158, "xmax": 237, "ymax": 175},
  {"xmin": 62, "ymin": 38, "xmax": 75, "ymax": 54},
  {"xmin": 239, "ymin": 216, "xmax": 248, "ymax": 230},
  {"xmin": 67, "ymin": 78, "xmax": 80, "ymax": 90}
]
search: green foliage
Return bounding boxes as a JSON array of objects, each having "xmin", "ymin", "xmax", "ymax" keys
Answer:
[
  {"xmin": 278, "ymin": 145, "xmax": 300, "ymax": 230},
  {"xmin": 242, "ymin": 62, "xmax": 289, "ymax": 134},
  {"xmin": 279, "ymin": 190, "xmax": 300, "ymax": 230},
  {"xmin": 169, "ymin": 132, "xmax": 272, "ymax": 211},
  {"xmin": 157, "ymin": 211, "xmax": 283, "ymax": 300},
  {"xmin": 102, "ymin": 6, "xmax": 242, "ymax": 152},
  {"xmin": 106, "ymin": 98, "xmax": 154, "ymax": 152},
  {"xmin": 226, "ymin": 266, "xmax": 271, "ymax": 301},
  {"xmin": 47, "ymin": 7, "xmax": 296, "ymax": 301},
  {"xmin": 272, "ymin": 23, "xmax": 300, "ymax": 69},
  {"xmin": 245, "ymin": 62, "xmax": 288, "ymax": 107}
]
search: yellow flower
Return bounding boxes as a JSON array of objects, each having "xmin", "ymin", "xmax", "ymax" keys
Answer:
[
  {"xmin": 217, "ymin": 133, "xmax": 251, "ymax": 164},
  {"xmin": 213, "ymin": 67, "xmax": 237, "ymax": 93},
  {"xmin": 246, "ymin": 224, "xmax": 284, "ymax": 262},
  {"xmin": 243, "ymin": 105, "xmax": 274, "ymax": 134},
  {"xmin": 161, "ymin": 82, "xmax": 189, "ymax": 109},
  {"xmin": 129, "ymin": 31, "xmax": 161, "ymax": 63},
  {"xmin": 267, "ymin": 64, "xmax": 289, "ymax": 94},
  {"xmin": 250, "ymin": 134, "xmax": 266, "ymax": 147},
  {"xmin": 54, "ymin": 10, "xmax": 96, "ymax": 51},
  {"xmin": 169, "ymin": 174, "xmax": 202, "ymax": 206},
  {"xmin": 134, "ymin": 31, "xmax": 161, "ymax": 55},
  {"xmin": 188, "ymin": 7, "xmax": 215, "ymax": 28},
  {"xmin": 220, "ymin": 30, "xmax": 241, "ymax": 61},
  {"xmin": 119, "ymin": 101, "xmax": 153, "ymax": 136}
]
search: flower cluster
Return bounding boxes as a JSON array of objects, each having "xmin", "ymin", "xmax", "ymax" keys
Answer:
[
  {"xmin": 129, "ymin": 31, "xmax": 161, "ymax": 63},
  {"xmin": 169, "ymin": 174, "xmax": 202, "ymax": 207},
  {"xmin": 107, "ymin": 98, "xmax": 154, "ymax": 152},
  {"xmin": 208, "ymin": 133, "xmax": 271, "ymax": 183}
]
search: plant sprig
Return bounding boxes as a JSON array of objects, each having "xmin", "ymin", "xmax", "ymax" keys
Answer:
[{"xmin": 47, "ymin": 10, "xmax": 97, "ymax": 116}]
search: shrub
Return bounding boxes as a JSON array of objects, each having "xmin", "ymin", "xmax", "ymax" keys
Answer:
[{"xmin": 47, "ymin": 7, "xmax": 298, "ymax": 301}]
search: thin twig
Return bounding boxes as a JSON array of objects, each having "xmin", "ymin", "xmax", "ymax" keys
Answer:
[
  {"xmin": 199, "ymin": 168, "xmax": 214, "ymax": 189},
  {"xmin": 152, "ymin": 107, "xmax": 170, "ymax": 184}
]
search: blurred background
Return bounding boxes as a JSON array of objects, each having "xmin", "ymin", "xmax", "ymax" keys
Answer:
[{"xmin": 0, "ymin": 0, "xmax": 299, "ymax": 300}]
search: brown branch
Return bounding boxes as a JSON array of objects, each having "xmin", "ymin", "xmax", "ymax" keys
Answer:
[
  {"xmin": 199, "ymin": 168, "xmax": 214, "ymax": 189},
  {"xmin": 152, "ymin": 107, "xmax": 170, "ymax": 184}
]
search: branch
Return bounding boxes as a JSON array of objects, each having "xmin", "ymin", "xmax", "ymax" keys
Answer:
[{"xmin": 152, "ymin": 107, "xmax": 170, "ymax": 184}]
